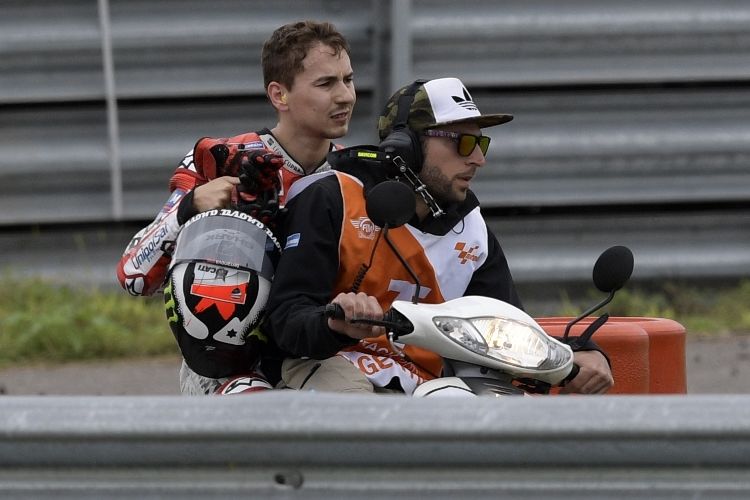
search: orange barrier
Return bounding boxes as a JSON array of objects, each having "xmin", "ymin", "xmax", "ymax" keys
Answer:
[
  {"xmin": 613, "ymin": 317, "xmax": 687, "ymax": 394},
  {"xmin": 536, "ymin": 317, "xmax": 687, "ymax": 394}
]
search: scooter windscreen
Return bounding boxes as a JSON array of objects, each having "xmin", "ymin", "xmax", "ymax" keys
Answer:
[{"xmin": 170, "ymin": 210, "xmax": 281, "ymax": 280}]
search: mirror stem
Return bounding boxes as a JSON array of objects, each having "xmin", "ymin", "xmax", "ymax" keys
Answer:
[{"xmin": 562, "ymin": 290, "xmax": 615, "ymax": 341}]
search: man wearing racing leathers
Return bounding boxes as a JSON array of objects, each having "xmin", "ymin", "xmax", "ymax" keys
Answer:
[
  {"xmin": 115, "ymin": 20, "xmax": 356, "ymax": 395},
  {"xmin": 264, "ymin": 77, "xmax": 614, "ymax": 395}
]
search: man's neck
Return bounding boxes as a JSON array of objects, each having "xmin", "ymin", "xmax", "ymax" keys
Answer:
[
  {"xmin": 415, "ymin": 198, "xmax": 430, "ymax": 222},
  {"xmin": 270, "ymin": 125, "xmax": 332, "ymax": 174}
]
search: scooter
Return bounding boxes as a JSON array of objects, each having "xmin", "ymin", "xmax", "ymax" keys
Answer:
[{"xmin": 327, "ymin": 180, "xmax": 634, "ymax": 397}]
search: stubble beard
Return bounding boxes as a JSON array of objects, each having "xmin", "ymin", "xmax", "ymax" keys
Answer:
[{"xmin": 418, "ymin": 163, "xmax": 465, "ymax": 205}]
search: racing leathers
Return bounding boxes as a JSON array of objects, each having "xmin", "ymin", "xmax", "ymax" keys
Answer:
[
  {"xmin": 264, "ymin": 164, "xmax": 524, "ymax": 394},
  {"xmin": 116, "ymin": 128, "xmax": 336, "ymax": 297},
  {"xmin": 116, "ymin": 129, "xmax": 338, "ymax": 395}
]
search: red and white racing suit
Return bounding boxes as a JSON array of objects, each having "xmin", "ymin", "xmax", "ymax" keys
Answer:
[
  {"xmin": 116, "ymin": 128, "xmax": 336, "ymax": 297},
  {"xmin": 115, "ymin": 128, "xmax": 338, "ymax": 395}
]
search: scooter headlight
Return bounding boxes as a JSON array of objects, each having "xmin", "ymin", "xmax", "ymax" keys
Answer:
[{"xmin": 433, "ymin": 316, "xmax": 571, "ymax": 369}]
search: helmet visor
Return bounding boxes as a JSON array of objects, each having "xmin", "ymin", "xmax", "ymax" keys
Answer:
[{"xmin": 171, "ymin": 212, "xmax": 279, "ymax": 280}]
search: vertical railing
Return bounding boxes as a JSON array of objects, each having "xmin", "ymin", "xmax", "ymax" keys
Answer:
[
  {"xmin": 389, "ymin": 0, "xmax": 413, "ymax": 93},
  {"xmin": 97, "ymin": 0, "xmax": 123, "ymax": 220}
]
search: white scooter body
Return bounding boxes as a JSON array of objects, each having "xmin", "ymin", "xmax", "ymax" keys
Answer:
[
  {"xmin": 343, "ymin": 180, "xmax": 633, "ymax": 397},
  {"xmin": 390, "ymin": 296, "xmax": 575, "ymax": 395}
]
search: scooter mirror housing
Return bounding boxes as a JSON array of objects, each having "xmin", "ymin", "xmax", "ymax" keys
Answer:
[
  {"xmin": 366, "ymin": 180, "xmax": 416, "ymax": 228},
  {"xmin": 592, "ymin": 245, "xmax": 634, "ymax": 293},
  {"xmin": 562, "ymin": 245, "xmax": 634, "ymax": 342}
]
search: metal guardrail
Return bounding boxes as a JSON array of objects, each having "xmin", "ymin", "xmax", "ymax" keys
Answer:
[
  {"xmin": 490, "ymin": 209, "xmax": 750, "ymax": 282},
  {"xmin": 475, "ymin": 87, "xmax": 750, "ymax": 207},
  {"xmin": 2, "ymin": 1, "xmax": 750, "ymax": 222},
  {"xmin": 0, "ymin": 97, "xmax": 376, "ymax": 224},
  {"xmin": 1, "ymin": 394, "xmax": 750, "ymax": 498},
  {"xmin": 3, "ymin": 85, "xmax": 750, "ymax": 223},
  {"xmin": 2, "ymin": 0, "xmax": 750, "ymax": 283},
  {"xmin": 3, "ymin": 208, "xmax": 748, "ymax": 288},
  {"xmin": 7, "ymin": 1, "xmax": 750, "ymax": 102},
  {"xmin": 409, "ymin": 0, "xmax": 750, "ymax": 86},
  {"xmin": 0, "ymin": 210, "xmax": 750, "ymax": 288},
  {"xmin": 0, "ymin": 0, "xmax": 376, "ymax": 103}
]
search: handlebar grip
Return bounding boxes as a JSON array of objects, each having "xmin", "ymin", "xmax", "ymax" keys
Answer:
[
  {"xmin": 560, "ymin": 363, "xmax": 580, "ymax": 386},
  {"xmin": 324, "ymin": 303, "xmax": 345, "ymax": 320}
]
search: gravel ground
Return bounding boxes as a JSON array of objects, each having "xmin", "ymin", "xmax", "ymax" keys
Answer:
[
  {"xmin": 0, "ymin": 336, "xmax": 747, "ymax": 395},
  {"xmin": 684, "ymin": 335, "xmax": 750, "ymax": 394}
]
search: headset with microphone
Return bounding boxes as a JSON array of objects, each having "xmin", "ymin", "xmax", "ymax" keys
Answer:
[
  {"xmin": 326, "ymin": 78, "xmax": 445, "ymax": 217},
  {"xmin": 378, "ymin": 78, "xmax": 428, "ymax": 173},
  {"xmin": 378, "ymin": 79, "xmax": 444, "ymax": 217}
]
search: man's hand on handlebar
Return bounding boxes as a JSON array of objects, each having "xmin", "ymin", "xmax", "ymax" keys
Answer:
[
  {"xmin": 327, "ymin": 292, "xmax": 386, "ymax": 340},
  {"xmin": 560, "ymin": 350, "xmax": 614, "ymax": 395}
]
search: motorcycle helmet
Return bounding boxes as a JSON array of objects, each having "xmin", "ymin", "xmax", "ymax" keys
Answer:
[{"xmin": 164, "ymin": 209, "xmax": 282, "ymax": 378}]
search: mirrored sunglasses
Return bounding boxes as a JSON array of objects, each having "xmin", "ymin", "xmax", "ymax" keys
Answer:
[{"xmin": 423, "ymin": 129, "xmax": 491, "ymax": 156}]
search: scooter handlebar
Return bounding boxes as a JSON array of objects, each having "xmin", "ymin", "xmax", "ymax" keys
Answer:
[
  {"xmin": 323, "ymin": 302, "xmax": 393, "ymax": 324},
  {"xmin": 324, "ymin": 303, "xmax": 345, "ymax": 320},
  {"xmin": 560, "ymin": 363, "xmax": 580, "ymax": 386},
  {"xmin": 323, "ymin": 303, "xmax": 413, "ymax": 336}
]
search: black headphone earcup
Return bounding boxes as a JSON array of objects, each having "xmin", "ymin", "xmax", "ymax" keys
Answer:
[
  {"xmin": 405, "ymin": 128, "xmax": 422, "ymax": 172},
  {"xmin": 380, "ymin": 128, "xmax": 423, "ymax": 173}
]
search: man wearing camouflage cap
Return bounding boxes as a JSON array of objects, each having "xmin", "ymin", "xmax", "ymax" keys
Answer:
[{"xmin": 264, "ymin": 77, "xmax": 614, "ymax": 395}]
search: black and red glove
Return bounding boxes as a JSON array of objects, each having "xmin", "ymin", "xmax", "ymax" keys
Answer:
[
  {"xmin": 236, "ymin": 149, "xmax": 285, "ymax": 228},
  {"xmin": 237, "ymin": 150, "xmax": 283, "ymax": 194}
]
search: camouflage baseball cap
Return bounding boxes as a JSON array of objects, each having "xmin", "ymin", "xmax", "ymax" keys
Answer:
[{"xmin": 377, "ymin": 77, "xmax": 513, "ymax": 140}]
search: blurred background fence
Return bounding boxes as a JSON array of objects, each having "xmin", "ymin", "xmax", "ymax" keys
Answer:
[{"xmin": 1, "ymin": 0, "xmax": 749, "ymax": 293}]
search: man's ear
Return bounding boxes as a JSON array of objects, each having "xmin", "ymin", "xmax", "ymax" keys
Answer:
[{"xmin": 268, "ymin": 82, "xmax": 289, "ymax": 110}]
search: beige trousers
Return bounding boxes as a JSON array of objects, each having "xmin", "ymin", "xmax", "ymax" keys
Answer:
[{"xmin": 281, "ymin": 356, "xmax": 375, "ymax": 393}]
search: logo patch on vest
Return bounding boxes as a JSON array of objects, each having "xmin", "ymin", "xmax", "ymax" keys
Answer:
[
  {"xmin": 350, "ymin": 217, "xmax": 381, "ymax": 240},
  {"xmin": 454, "ymin": 242, "xmax": 480, "ymax": 264}
]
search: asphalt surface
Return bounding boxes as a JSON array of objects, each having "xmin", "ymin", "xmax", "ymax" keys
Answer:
[{"xmin": 0, "ymin": 336, "xmax": 747, "ymax": 395}]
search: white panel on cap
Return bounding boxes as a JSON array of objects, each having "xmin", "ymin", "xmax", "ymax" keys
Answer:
[{"xmin": 423, "ymin": 78, "xmax": 482, "ymax": 124}]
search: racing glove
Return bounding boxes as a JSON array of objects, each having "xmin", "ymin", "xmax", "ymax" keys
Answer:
[
  {"xmin": 238, "ymin": 150, "xmax": 283, "ymax": 193},
  {"xmin": 236, "ymin": 149, "xmax": 285, "ymax": 228}
]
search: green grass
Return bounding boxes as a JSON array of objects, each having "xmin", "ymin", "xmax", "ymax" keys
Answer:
[
  {"xmin": 0, "ymin": 276, "xmax": 177, "ymax": 369},
  {"xmin": 559, "ymin": 280, "xmax": 750, "ymax": 337},
  {"xmin": 1, "ymin": 276, "xmax": 748, "ymax": 368}
]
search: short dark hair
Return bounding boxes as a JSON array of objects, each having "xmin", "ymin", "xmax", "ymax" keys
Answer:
[{"xmin": 262, "ymin": 20, "xmax": 350, "ymax": 90}]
